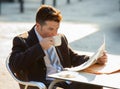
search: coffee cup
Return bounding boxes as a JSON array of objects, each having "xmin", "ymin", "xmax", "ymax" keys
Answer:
[{"xmin": 53, "ymin": 35, "xmax": 61, "ymax": 46}]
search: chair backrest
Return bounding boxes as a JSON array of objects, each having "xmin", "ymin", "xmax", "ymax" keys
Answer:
[{"xmin": 5, "ymin": 55, "xmax": 47, "ymax": 89}]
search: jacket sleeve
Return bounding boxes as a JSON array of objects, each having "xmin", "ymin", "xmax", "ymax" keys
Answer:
[
  {"xmin": 62, "ymin": 35, "xmax": 89, "ymax": 67},
  {"xmin": 9, "ymin": 36, "xmax": 45, "ymax": 72},
  {"xmin": 69, "ymin": 47, "xmax": 89, "ymax": 67}
]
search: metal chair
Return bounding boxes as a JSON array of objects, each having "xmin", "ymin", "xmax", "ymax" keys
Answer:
[
  {"xmin": 5, "ymin": 55, "xmax": 47, "ymax": 89},
  {"xmin": 6, "ymin": 55, "xmax": 64, "ymax": 89}
]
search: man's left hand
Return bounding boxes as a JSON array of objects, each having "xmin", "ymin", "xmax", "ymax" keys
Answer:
[{"xmin": 96, "ymin": 51, "xmax": 108, "ymax": 65}]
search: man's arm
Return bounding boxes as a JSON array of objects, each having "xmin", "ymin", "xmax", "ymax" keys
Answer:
[
  {"xmin": 9, "ymin": 36, "xmax": 45, "ymax": 72},
  {"xmin": 62, "ymin": 34, "xmax": 89, "ymax": 67}
]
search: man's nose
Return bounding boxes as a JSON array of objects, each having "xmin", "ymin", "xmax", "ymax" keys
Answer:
[{"xmin": 52, "ymin": 32, "xmax": 57, "ymax": 36}]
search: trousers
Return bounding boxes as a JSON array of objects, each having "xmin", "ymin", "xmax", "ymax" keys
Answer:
[{"xmin": 19, "ymin": 80, "xmax": 103, "ymax": 89}]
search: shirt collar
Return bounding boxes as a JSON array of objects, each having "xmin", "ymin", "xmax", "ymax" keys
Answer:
[{"xmin": 34, "ymin": 26, "xmax": 43, "ymax": 42}]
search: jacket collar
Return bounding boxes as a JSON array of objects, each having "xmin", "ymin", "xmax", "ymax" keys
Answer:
[
  {"xmin": 26, "ymin": 25, "xmax": 64, "ymax": 66},
  {"xmin": 27, "ymin": 25, "xmax": 39, "ymax": 47}
]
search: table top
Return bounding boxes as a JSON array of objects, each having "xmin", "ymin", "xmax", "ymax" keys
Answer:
[
  {"xmin": 49, "ymin": 71, "xmax": 120, "ymax": 88},
  {"xmin": 48, "ymin": 54, "xmax": 120, "ymax": 89}
]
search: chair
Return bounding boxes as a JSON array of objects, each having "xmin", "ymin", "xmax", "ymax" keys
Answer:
[
  {"xmin": 6, "ymin": 55, "xmax": 64, "ymax": 89},
  {"xmin": 5, "ymin": 55, "xmax": 47, "ymax": 89}
]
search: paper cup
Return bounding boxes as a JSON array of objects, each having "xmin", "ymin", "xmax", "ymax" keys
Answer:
[{"xmin": 53, "ymin": 35, "xmax": 61, "ymax": 46}]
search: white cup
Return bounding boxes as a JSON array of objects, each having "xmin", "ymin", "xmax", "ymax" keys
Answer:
[{"xmin": 53, "ymin": 35, "xmax": 61, "ymax": 46}]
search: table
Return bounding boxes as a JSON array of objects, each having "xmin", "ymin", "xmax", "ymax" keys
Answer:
[{"xmin": 48, "ymin": 54, "xmax": 120, "ymax": 89}]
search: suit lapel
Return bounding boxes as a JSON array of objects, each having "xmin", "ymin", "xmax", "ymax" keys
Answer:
[
  {"xmin": 26, "ymin": 25, "xmax": 39, "ymax": 47},
  {"xmin": 26, "ymin": 27, "xmax": 66, "ymax": 67}
]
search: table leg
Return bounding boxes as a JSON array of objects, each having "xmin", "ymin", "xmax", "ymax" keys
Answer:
[{"xmin": 48, "ymin": 79, "xmax": 65, "ymax": 89}]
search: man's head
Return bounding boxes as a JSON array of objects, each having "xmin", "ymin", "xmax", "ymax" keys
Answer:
[
  {"xmin": 36, "ymin": 5, "xmax": 62, "ymax": 38},
  {"xmin": 36, "ymin": 5, "xmax": 62, "ymax": 25}
]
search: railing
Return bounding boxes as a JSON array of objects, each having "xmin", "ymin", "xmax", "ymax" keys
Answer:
[
  {"xmin": 0, "ymin": 0, "xmax": 24, "ymax": 15},
  {"xmin": 0, "ymin": 0, "xmax": 1, "ymax": 14},
  {"xmin": 41, "ymin": 0, "xmax": 71, "ymax": 7},
  {"xmin": 19, "ymin": 0, "xmax": 24, "ymax": 13},
  {"xmin": 0, "ymin": 0, "xmax": 82, "ymax": 15},
  {"xmin": 118, "ymin": 0, "xmax": 120, "ymax": 11}
]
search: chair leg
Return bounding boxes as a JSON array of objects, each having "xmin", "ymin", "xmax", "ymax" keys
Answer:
[
  {"xmin": 48, "ymin": 79, "xmax": 65, "ymax": 89},
  {"xmin": 25, "ymin": 85, "xmax": 28, "ymax": 89}
]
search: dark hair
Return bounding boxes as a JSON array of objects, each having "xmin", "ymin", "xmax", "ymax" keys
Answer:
[{"xmin": 36, "ymin": 5, "xmax": 62, "ymax": 25}]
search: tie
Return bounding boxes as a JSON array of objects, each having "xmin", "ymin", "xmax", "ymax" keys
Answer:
[{"xmin": 47, "ymin": 46, "xmax": 63, "ymax": 72}]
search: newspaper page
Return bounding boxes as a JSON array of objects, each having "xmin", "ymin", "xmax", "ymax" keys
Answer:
[{"xmin": 65, "ymin": 36, "xmax": 105, "ymax": 72}]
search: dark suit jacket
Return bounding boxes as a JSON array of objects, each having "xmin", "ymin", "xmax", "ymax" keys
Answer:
[{"xmin": 9, "ymin": 25, "xmax": 89, "ymax": 88}]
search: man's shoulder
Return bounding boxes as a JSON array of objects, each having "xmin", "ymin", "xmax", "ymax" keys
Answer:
[
  {"xmin": 13, "ymin": 32, "xmax": 29, "ymax": 45},
  {"xmin": 59, "ymin": 33, "xmax": 65, "ymax": 37},
  {"xmin": 18, "ymin": 32, "xmax": 29, "ymax": 39}
]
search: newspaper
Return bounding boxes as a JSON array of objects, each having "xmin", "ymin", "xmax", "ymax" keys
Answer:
[{"xmin": 65, "ymin": 36, "xmax": 105, "ymax": 72}]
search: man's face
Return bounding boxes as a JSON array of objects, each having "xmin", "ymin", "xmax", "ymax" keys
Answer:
[{"xmin": 37, "ymin": 21, "xmax": 60, "ymax": 38}]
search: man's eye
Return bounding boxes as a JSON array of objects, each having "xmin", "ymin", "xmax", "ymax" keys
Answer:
[{"xmin": 49, "ymin": 28, "xmax": 54, "ymax": 30}]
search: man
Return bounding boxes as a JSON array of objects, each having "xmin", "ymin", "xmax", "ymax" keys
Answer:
[{"xmin": 9, "ymin": 5, "xmax": 107, "ymax": 89}]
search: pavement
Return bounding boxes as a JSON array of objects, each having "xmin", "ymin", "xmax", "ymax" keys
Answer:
[{"xmin": 0, "ymin": 0, "xmax": 120, "ymax": 89}]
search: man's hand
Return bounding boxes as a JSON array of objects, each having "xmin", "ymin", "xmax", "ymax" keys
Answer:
[
  {"xmin": 96, "ymin": 51, "xmax": 108, "ymax": 65},
  {"xmin": 40, "ymin": 37, "xmax": 54, "ymax": 50}
]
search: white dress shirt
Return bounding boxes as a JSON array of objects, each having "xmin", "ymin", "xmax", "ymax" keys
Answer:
[{"xmin": 34, "ymin": 27, "xmax": 62, "ymax": 80}]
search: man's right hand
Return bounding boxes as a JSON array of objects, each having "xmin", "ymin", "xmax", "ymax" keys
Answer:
[{"xmin": 40, "ymin": 37, "xmax": 54, "ymax": 50}]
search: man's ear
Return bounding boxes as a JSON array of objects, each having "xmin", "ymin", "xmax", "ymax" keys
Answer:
[{"xmin": 36, "ymin": 23, "xmax": 41, "ymax": 29}]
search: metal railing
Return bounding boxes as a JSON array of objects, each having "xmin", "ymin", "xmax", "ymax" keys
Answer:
[
  {"xmin": 0, "ymin": 0, "xmax": 1, "ymax": 14},
  {"xmin": 19, "ymin": 0, "xmax": 24, "ymax": 13},
  {"xmin": 0, "ymin": 0, "xmax": 83, "ymax": 15},
  {"xmin": 0, "ymin": 0, "xmax": 24, "ymax": 15},
  {"xmin": 41, "ymin": 0, "xmax": 71, "ymax": 7}
]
